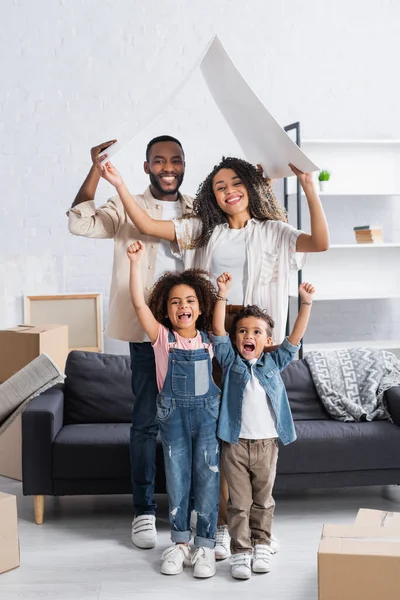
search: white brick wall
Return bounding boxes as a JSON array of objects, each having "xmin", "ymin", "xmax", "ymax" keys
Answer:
[{"xmin": 1, "ymin": 0, "xmax": 400, "ymax": 352}]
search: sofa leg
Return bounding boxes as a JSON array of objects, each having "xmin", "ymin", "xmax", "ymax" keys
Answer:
[{"xmin": 34, "ymin": 495, "xmax": 45, "ymax": 524}]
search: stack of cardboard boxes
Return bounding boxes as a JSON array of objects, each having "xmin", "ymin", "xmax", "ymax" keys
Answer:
[
  {"xmin": 0, "ymin": 324, "xmax": 68, "ymax": 575},
  {"xmin": 0, "ymin": 493, "xmax": 20, "ymax": 574},
  {"xmin": 0, "ymin": 324, "xmax": 68, "ymax": 480},
  {"xmin": 319, "ymin": 508, "xmax": 400, "ymax": 599}
]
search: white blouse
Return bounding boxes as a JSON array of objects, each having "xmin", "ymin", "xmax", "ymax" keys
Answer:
[{"xmin": 172, "ymin": 217, "xmax": 306, "ymax": 343}]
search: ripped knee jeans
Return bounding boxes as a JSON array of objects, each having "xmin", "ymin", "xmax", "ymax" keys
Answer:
[{"xmin": 157, "ymin": 394, "xmax": 221, "ymax": 548}]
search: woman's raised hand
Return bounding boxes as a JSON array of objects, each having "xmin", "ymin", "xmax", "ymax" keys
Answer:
[
  {"xmin": 97, "ymin": 159, "xmax": 123, "ymax": 188},
  {"xmin": 289, "ymin": 163, "xmax": 315, "ymax": 190}
]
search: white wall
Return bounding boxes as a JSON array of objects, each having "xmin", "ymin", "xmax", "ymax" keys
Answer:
[{"xmin": 1, "ymin": 0, "xmax": 400, "ymax": 352}]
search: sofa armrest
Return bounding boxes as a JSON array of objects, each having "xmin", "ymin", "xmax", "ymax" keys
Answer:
[
  {"xmin": 22, "ymin": 384, "xmax": 65, "ymax": 496},
  {"xmin": 385, "ymin": 386, "xmax": 400, "ymax": 426}
]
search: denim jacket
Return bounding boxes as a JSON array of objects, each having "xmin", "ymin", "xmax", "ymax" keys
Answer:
[{"xmin": 212, "ymin": 335, "xmax": 299, "ymax": 446}]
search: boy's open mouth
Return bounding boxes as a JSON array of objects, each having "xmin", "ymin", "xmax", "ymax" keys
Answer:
[{"xmin": 243, "ymin": 342, "xmax": 255, "ymax": 352}]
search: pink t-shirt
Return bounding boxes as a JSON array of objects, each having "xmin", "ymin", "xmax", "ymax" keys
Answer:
[{"xmin": 152, "ymin": 325, "xmax": 213, "ymax": 392}]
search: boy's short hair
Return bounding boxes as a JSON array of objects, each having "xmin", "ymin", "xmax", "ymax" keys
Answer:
[{"xmin": 230, "ymin": 305, "xmax": 275, "ymax": 338}]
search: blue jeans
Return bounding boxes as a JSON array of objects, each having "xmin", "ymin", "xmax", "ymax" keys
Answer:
[
  {"xmin": 129, "ymin": 342, "xmax": 158, "ymax": 516},
  {"xmin": 157, "ymin": 394, "xmax": 220, "ymax": 548}
]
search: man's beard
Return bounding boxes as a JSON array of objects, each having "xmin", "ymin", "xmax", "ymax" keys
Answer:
[{"xmin": 149, "ymin": 170, "xmax": 184, "ymax": 196}]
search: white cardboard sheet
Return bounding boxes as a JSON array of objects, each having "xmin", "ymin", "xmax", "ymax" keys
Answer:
[{"xmin": 100, "ymin": 35, "xmax": 318, "ymax": 179}]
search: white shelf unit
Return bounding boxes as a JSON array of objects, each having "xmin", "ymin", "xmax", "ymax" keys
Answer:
[
  {"xmin": 290, "ymin": 244, "xmax": 400, "ymax": 301},
  {"xmin": 290, "ymin": 192, "xmax": 400, "ymax": 197},
  {"xmin": 289, "ymin": 139, "xmax": 400, "ymax": 354},
  {"xmin": 287, "ymin": 138, "xmax": 400, "ymax": 196}
]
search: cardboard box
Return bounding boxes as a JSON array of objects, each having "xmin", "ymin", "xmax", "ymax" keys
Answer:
[
  {"xmin": 0, "ymin": 324, "xmax": 69, "ymax": 383},
  {"xmin": 318, "ymin": 509, "xmax": 400, "ymax": 600},
  {"xmin": 0, "ymin": 416, "xmax": 22, "ymax": 481},
  {"xmin": 0, "ymin": 493, "xmax": 20, "ymax": 574},
  {"xmin": 0, "ymin": 324, "xmax": 68, "ymax": 480}
]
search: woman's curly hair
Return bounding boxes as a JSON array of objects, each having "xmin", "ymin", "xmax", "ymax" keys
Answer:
[
  {"xmin": 191, "ymin": 156, "xmax": 287, "ymax": 247},
  {"xmin": 148, "ymin": 269, "xmax": 218, "ymax": 331}
]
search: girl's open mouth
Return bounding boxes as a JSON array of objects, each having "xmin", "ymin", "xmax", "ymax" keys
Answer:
[{"xmin": 178, "ymin": 312, "xmax": 191, "ymax": 321}]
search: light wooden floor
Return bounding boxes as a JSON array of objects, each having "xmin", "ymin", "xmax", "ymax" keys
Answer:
[{"xmin": 1, "ymin": 476, "xmax": 400, "ymax": 599}]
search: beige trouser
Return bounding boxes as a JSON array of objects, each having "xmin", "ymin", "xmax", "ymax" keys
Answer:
[{"xmin": 221, "ymin": 438, "xmax": 279, "ymax": 554}]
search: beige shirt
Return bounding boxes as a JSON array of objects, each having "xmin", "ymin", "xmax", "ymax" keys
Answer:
[{"xmin": 68, "ymin": 187, "xmax": 193, "ymax": 342}]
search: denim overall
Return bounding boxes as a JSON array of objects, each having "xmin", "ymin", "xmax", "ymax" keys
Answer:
[{"xmin": 156, "ymin": 330, "xmax": 221, "ymax": 548}]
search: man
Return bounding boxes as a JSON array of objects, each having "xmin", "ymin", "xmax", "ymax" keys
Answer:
[{"xmin": 68, "ymin": 135, "xmax": 192, "ymax": 549}]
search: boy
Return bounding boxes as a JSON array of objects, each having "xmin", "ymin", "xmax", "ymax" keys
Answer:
[{"xmin": 212, "ymin": 272, "xmax": 315, "ymax": 580}]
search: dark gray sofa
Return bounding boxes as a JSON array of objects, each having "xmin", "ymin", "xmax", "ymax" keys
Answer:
[{"xmin": 22, "ymin": 350, "xmax": 400, "ymax": 523}]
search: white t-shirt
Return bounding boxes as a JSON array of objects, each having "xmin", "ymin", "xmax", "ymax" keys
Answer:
[
  {"xmin": 210, "ymin": 227, "xmax": 248, "ymax": 305},
  {"xmin": 239, "ymin": 358, "xmax": 278, "ymax": 440}
]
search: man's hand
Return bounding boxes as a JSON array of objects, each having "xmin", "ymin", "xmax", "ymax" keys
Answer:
[
  {"xmin": 90, "ymin": 140, "xmax": 117, "ymax": 165},
  {"xmin": 299, "ymin": 282, "xmax": 315, "ymax": 304},
  {"xmin": 97, "ymin": 160, "xmax": 123, "ymax": 188},
  {"xmin": 127, "ymin": 240, "xmax": 145, "ymax": 263},
  {"xmin": 216, "ymin": 272, "xmax": 232, "ymax": 297}
]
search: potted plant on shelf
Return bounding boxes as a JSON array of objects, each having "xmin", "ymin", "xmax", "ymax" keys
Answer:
[{"xmin": 318, "ymin": 170, "xmax": 331, "ymax": 192}]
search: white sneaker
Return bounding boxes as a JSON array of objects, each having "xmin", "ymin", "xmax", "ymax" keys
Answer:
[
  {"xmin": 270, "ymin": 533, "xmax": 279, "ymax": 554},
  {"xmin": 161, "ymin": 544, "xmax": 191, "ymax": 575},
  {"xmin": 190, "ymin": 510, "xmax": 197, "ymax": 532},
  {"xmin": 230, "ymin": 553, "xmax": 252, "ymax": 579},
  {"xmin": 252, "ymin": 544, "xmax": 273, "ymax": 573},
  {"xmin": 191, "ymin": 547, "xmax": 216, "ymax": 578},
  {"xmin": 214, "ymin": 525, "xmax": 230, "ymax": 560},
  {"xmin": 131, "ymin": 515, "xmax": 157, "ymax": 549}
]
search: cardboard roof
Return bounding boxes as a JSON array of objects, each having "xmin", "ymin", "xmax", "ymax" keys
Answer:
[{"xmin": 100, "ymin": 35, "xmax": 318, "ymax": 179}]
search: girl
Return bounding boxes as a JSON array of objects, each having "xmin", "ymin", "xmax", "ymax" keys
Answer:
[
  {"xmin": 126, "ymin": 239, "xmax": 221, "ymax": 579},
  {"xmin": 100, "ymin": 155, "xmax": 329, "ymax": 558}
]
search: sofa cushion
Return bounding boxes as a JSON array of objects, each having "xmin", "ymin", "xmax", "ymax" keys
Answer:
[
  {"xmin": 64, "ymin": 351, "xmax": 134, "ymax": 424},
  {"xmin": 53, "ymin": 424, "xmax": 130, "ymax": 479},
  {"xmin": 277, "ymin": 420, "xmax": 400, "ymax": 474},
  {"xmin": 53, "ymin": 424, "xmax": 165, "ymax": 480},
  {"xmin": 282, "ymin": 359, "xmax": 329, "ymax": 421}
]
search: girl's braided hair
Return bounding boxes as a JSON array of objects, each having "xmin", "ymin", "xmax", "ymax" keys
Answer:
[
  {"xmin": 148, "ymin": 269, "xmax": 217, "ymax": 331},
  {"xmin": 190, "ymin": 156, "xmax": 287, "ymax": 247}
]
